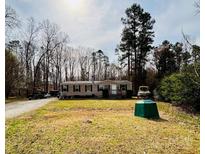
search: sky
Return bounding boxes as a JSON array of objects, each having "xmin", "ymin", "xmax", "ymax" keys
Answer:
[{"xmin": 6, "ymin": 0, "xmax": 200, "ymax": 62}]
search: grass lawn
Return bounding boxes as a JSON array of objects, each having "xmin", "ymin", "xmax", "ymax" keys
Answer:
[{"xmin": 6, "ymin": 99, "xmax": 199, "ymax": 154}]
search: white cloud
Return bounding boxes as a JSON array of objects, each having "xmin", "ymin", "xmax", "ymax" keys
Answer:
[{"xmin": 6, "ymin": 0, "xmax": 200, "ymax": 60}]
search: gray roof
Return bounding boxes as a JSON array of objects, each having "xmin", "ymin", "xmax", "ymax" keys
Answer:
[{"xmin": 61, "ymin": 80, "xmax": 131, "ymax": 85}]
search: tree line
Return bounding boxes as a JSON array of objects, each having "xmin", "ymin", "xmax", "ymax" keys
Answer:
[
  {"xmin": 5, "ymin": 3, "xmax": 200, "ymax": 112},
  {"xmin": 116, "ymin": 3, "xmax": 200, "ymax": 112},
  {"xmin": 5, "ymin": 6, "xmax": 122, "ymax": 98}
]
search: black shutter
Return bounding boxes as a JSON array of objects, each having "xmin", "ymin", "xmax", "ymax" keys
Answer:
[
  {"xmin": 91, "ymin": 85, "xmax": 92, "ymax": 92},
  {"xmin": 67, "ymin": 85, "xmax": 69, "ymax": 92},
  {"xmin": 79, "ymin": 85, "xmax": 81, "ymax": 92},
  {"xmin": 85, "ymin": 85, "xmax": 87, "ymax": 92},
  {"xmin": 73, "ymin": 85, "xmax": 75, "ymax": 92}
]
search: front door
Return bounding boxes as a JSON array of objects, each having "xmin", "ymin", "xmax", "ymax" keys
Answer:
[{"xmin": 111, "ymin": 84, "xmax": 117, "ymax": 95}]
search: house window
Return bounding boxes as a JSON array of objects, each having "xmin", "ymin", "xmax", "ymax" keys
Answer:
[
  {"xmin": 62, "ymin": 85, "xmax": 69, "ymax": 92},
  {"xmin": 85, "ymin": 85, "xmax": 92, "ymax": 92},
  {"xmin": 120, "ymin": 84, "xmax": 127, "ymax": 91},
  {"xmin": 97, "ymin": 85, "xmax": 103, "ymax": 91},
  {"xmin": 73, "ymin": 85, "xmax": 81, "ymax": 92}
]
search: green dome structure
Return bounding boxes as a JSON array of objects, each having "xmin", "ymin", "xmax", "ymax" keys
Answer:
[{"xmin": 134, "ymin": 99, "xmax": 160, "ymax": 119}]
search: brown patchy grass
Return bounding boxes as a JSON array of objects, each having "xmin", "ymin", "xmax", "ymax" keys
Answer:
[{"xmin": 6, "ymin": 99, "xmax": 199, "ymax": 154}]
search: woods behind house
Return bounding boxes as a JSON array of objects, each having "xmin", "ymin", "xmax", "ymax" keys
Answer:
[{"xmin": 5, "ymin": 3, "xmax": 200, "ymax": 112}]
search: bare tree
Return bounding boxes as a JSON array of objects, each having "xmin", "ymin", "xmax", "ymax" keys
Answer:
[
  {"xmin": 77, "ymin": 47, "xmax": 93, "ymax": 81},
  {"xmin": 63, "ymin": 48, "xmax": 69, "ymax": 81},
  {"xmin": 51, "ymin": 33, "xmax": 69, "ymax": 90},
  {"xmin": 21, "ymin": 17, "xmax": 40, "ymax": 95},
  {"xmin": 91, "ymin": 52, "xmax": 97, "ymax": 81},
  {"xmin": 65, "ymin": 47, "xmax": 77, "ymax": 81},
  {"xmin": 40, "ymin": 19, "xmax": 62, "ymax": 92},
  {"xmin": 108, "ymin": 63, "xmax": 119, "ymax": 80},
  {"xmin": 5, "ymin": 5, "xmax": 20, "ymax": 29},
  {"xmin": 96, "ymin": 50, "xmax": 104, "ymax": 80},
  {"xmin": 194, "ymin": 0, "xmax": 200, "ymax": 14},
  {"xmin": 182, "ymin": 32, "xmax": 200, "ymax": 85}
]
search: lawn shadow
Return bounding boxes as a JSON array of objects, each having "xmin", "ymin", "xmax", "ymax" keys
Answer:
[
  {"xmin": 148, "ymin": 117, "xmax": 168, "ymax": 122},
  {"xmin": 59, "ymin": 97, "xmax": 137, "ymax": 101}
]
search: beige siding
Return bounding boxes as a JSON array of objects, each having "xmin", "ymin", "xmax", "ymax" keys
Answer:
[
  {"xmin": 61, "ymin": 84, "xmax": 103, "ymax": 97},
  {"xmin": 60, "ymin": 80, "xmax": 132, "ymax": 97}
]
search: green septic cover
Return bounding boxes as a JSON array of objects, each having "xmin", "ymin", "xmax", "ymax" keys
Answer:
[{"xmin": 134, "ymin": 99, "xmax": 160, "ymax": 119}]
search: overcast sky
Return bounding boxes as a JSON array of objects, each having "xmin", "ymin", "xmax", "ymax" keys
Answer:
[{"xmin": 6, "ymin": 0, "xmax": 200, "ymax": 62}]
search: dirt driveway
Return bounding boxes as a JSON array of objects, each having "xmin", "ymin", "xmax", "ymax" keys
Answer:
[{"xmin": 6, "ymin": 98, "xmax": 57, "ymax": 119}]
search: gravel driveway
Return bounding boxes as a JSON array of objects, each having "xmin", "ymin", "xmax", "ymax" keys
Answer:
[{"xmin": 6, "ymin": 98, "xmax": 57, "ymax": 119}]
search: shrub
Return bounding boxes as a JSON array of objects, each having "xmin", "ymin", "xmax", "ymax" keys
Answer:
[{"xmin": 158, "ymin": 73, "xmax": 200, "ymax": 111}]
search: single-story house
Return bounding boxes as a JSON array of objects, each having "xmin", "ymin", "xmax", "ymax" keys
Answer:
[{"xmin": 60, "ymin": 80, "xmax": 132, "ymax": 99}]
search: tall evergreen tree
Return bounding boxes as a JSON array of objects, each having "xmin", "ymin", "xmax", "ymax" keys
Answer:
[
  {"xmin": 154, "ymin": 40, "xmax": 177, "ymax": 78},
  {"xmin": 118, "ymin": 3, "xmax": 155, "ymax": 94},
  {"xmin": 154, "ymin": 40, "xmax": 184, "ymax": 79}
]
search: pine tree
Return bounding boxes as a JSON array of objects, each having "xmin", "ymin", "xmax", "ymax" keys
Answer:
[{"xmin": 118, "ymin": 3, "xmax": 155, "ymax": 94}]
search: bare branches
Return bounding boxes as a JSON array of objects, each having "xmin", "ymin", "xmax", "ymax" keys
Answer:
[
  {"xmin": 181, "ymin": 30, "xmax": 200, "ymax": 85},
  {"xmin": 182, "ymin": 31, "xmax": 192, "ymax": 47},
  {"xmin": 5, "ymin": 5, "xmax": 20, "ymax": 29},
  {"xmin": 194, "ymin": 0, "xmax": 200, "ymax": 15},
  {"xmin": 5, "ymin": 7, "xmax": 121, "ymax": 96}
]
